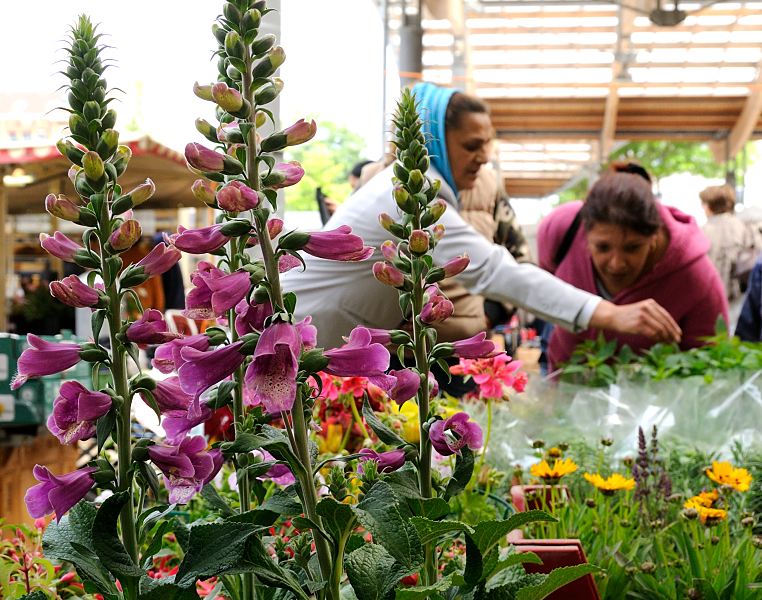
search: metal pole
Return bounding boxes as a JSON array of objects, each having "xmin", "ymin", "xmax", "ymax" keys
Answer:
[
  {"xmin": 0, "ymin": 171, "xmax": 8, "ymax": 331},
  {"xmin": 382, "ymin": 0, "xmax": 389, "ymax": 157}
]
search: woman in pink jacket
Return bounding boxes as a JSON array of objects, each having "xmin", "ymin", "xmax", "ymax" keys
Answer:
[{"xmin": 537, "ymin": 165, "xmax": 728, "ymax": 371}]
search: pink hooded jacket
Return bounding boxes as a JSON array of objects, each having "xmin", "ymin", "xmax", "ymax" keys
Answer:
[{"xmin": 538, "ymin": 200, "xmax": 728, "ymax": 370}]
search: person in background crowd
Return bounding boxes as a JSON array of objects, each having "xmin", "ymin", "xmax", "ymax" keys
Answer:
[
  {"xmin": 735, "ymin": 256, "xmax": 762, "ymax": 341},
  {"xmin": 537, "ymin": 163, "xmax": 727, "ymax": 371},
  {"xmin": 284, "ymin": 83, "xmax": 682, "ymax": 353},
  {"xmin": 700, "ymin": 184, "xmax": 758, "ymax": 312},
  {"xmin": 121, "ymin": 237, "xmax": 165, "ymax": 316},
  {"xmin": 152, "ymin": 233, "xmax": 185, "ymax": 310}
]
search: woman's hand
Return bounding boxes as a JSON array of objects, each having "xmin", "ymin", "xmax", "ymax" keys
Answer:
[{"xmin": 590, "ymin": 299, "xmax": 682, "ymax": 343}]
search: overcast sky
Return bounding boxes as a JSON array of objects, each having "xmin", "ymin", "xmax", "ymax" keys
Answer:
[{"xmin": 1, "ymin": 0, "xmax": 388, "ymax": 156}]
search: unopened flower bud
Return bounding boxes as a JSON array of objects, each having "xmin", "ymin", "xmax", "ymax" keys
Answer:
[
  {"xmin": 82, "ymin": 150, "xmax": 105, "ymax": 181},
  {"xmin": 125, "ymin": 179, "xmax": 155, "ymax": 208},
  {"xmin": 252, "ymin": 46, "xmax": 286, "ymax": 79},
  {"xmin": 195, "ymin": 118, "xmax": 219, "ymax": 143},
  {"xmin": 241, "ymin": 8, "xmax": 262, "ymax": 32},
  {"xmin": 261, "ymin": 118, "xmax": 316, "ymax": 152},
  {"xmin": 57, "ymin": 138, "xmax": 85, "ymax": 164},
  {"xmin": 95, "ymin": 129, "xmax": 119, "ymax": 160},
  {"xmin": 261, "ymin": 161, "xmax": 304, "ymax": 189},
  {"xmin": 442, "ymin": 255, "xmax": 469, "ymax": 278},
  {"xmin": 45, "ymin": 194, "xmax": 81, "ymax": 222},
  {"xmin": 254, "ymin": 78, "xmax": 284, "ymax": 105},
  {"xmin": 601, "ymin": 437, "xmax": 614, "ymax": 447},
  {"xmin": 67, "ymin": 165, "xmax": 81, "ymax": 185},
  {"xmin": 113, "ymin": 145, "xmax": 132, "ymax": 176},
  {"xmin": 421, "ymin": 199, "xmax": 447, "ymax": 227},
  {"xmin": 267, "ymin": 218, "xmax": 284, "ymax": 239},
  {"xmin": 431, "ymin": 224, "xmax": 445, "ymax": 241},
  {"xmin": 191, "ymin": 179, "xmax": 216, "ymax": 206},
  {"xmin": 380, "ymin": 240, "xmax": 398, "ymax": 261},
  {"xmin": 193, "ymin": 81, "xmax": 214, "ymax": 101},
  {"xmin": 379, "ymin": 213, "xmax": 396, "ymax": 232},
  {"xmin": 407, "ymin": 169, "xmax": 424, "ymax": 193},
  {"xmin": 393, "ymin": 186, "xmax": 413, "ymax": 212},
  {"xmin": 212, "ymin": 82, "xmax": 244, "ymax": 113},
  {"xmin": 251, "ymin": 33, "xmax": 276, "ymax": 56},
  {"xmin": 224, "ymin": 30, "xmax": 245, "ymax": 59},
  {"xmin": 373, "ymin": 262, "xmax": 406, "ymax": 288},
  {"xmin": 109, "ymin": 219, "xmax": 142, "ymax": 252},
  {"xmin": 409, "ymin": 230, "xmax": 429, "ymax": 255},
  {"xmin": 682, "ymin": 508, "xmax": 699, "ymax": 520},
  {"xmin": 532, "ymin": 439, "xmax": 545, "ymax": 449},
  {"xmin": 585, "ymin": 498, "xmax": 596, "ymax": 508},
  {"xmin": 741, "ymin": 516, "xmax": 755, "ymax": 528}
]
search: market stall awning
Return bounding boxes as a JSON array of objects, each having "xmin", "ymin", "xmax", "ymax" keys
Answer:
[{"xmin": 0, "ymin": 135, "xmax": 197, "ymax": 214}]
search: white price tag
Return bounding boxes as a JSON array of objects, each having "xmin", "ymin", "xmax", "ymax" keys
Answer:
[
  {"xmin": 0, "ymin": 354, "xmax": 8, "ymax": 381},
  {"xmin": 0, "ymin": 394, "xmax": 14, "ymax": 422}
]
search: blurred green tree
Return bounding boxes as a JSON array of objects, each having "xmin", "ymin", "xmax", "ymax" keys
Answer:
[{"xmin": 284, "ymin": 120, "xmax": 367, "ymax": 211}]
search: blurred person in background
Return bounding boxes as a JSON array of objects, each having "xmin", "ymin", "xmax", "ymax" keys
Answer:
[{"xmin": 538, "ymin": 163, "xmax": 727, "ymax": 371}]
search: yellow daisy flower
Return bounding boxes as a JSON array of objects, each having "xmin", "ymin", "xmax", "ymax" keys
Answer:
[
  {"xmin": 584, "ymin": 472, "xmax": 636, "ymax": 495},
  {"xmin": 684, "ymin": 489, "xmax": 719, "ymax": 509},
  {"xmin": 530, "ymin": 458, "xmax": 578, "ymax": 483},
  {"xmin": 695, "ymin": 505, "xmax": 728, "ymax": 525},
  {"xmin": 705, "ymin": 461, "xmax": 752, "ymax": 492}
]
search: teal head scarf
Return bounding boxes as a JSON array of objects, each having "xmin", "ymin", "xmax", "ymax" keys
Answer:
[{"xmin": 411, "ymin": 82, "xmax": 458, "ymax": 194}]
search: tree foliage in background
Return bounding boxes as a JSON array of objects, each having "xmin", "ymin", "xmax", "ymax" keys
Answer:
[
  {"xmin": 284, "ymin": 120, "xmax": 367, "ymax": 211},
  {"xmin": 609, "ymin": 140, "xmax": 725, "ymax": 186}
]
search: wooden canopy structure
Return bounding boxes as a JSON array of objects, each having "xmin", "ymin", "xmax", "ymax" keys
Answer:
[{"xmin": 385, "ymin": 0, "xmax": 762, "ymax": 196}]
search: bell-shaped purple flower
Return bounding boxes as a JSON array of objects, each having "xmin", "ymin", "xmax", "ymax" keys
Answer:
[
  {"xmin": 278, "ymin": 254, "xmax": 301, "ymax": 273},
  {"xmin": 295, "ymin": 316, "xmax": 317, "ymax": 349},
  {"xmin": 244, "ymin": 322, "xmax": 300, "ymax": 413},
  {"xmin": 256, "ymin": 449, "xmax": 295, "ymax": 486},
  {"xmin": 152, "ymin": 334, "xmax": 210, "ymax": 374},
  {"xmin": 358, "ymin": 448, "xmax": 407, "ymax": 473},
  {"xmin": 262, "ymin": 161, "xmax": 305, "ymax": 189},
  {"xmin": 170, "ymin": 224, "xmax": 231, "ymax": 254},
  {"xmin": 234, "ymin": 299, "xmax": 273, "ymax": 336},
  {"xmin": 284, "ymin": 118, "xmax": 317, "ymax": 146},
  {"xmin": 12, "ymin": 335, "xmax": 82, "ymax": 390},
  {"xmin": 303, "ymin": 226, "xmax": 374, "ymax": 261},
  {"xmin": 429, "ymin": 412, "xmax": 483, "ymax": 457},
  {"xmin": 145, "ymin": 377, "xmax": 212, "ymax": 444},
  {"xmin": 49, "ymin": 275, "xmax": 101, "ymax": 308},
  {"xmin": 46, "ymin": 381, "xmax": 112, "ymax": 445},
  {"xmin": 186, "ymin": 263, "xmax": 250, "ymax": 319},
  {"xmin": 388, "ymin": 368, "xmax": 421, "ymax": 405},
  {"xmin": 420, "ymin": 294, "xmax": 454, "ymax": 324},
  {"xmin": 324, "ymin": 327, "xmax": 393, "ymax": 390},
  {"xmin": 25, "ymin": 465, "xmax": 97, "ymax": 520},
  {"xmin": 148, "ymin": 436, "xmax": 223, "ymax": 504},
  {"xmin": 452, "ymin": 332, "xmax": 498, "ymax": 359},
  {"xmin": 136, "ymin": 242, "xmax": 182, "ymax": 276},
  {"xmin": 216, "ymin": 181, "xmax": 261, "ymax": 212},
  {"xmin": 126, "ymin": 309, "xmax": 181, "ymax": 345},
  {"xmin": 146, "ymin": 376, "xmax": 195, "ymax": 413},
  {"xmin": 39, "ymin": 232, "xmax": 83, "ymax": 262},
  {"xmin": 178, "ymin": 341, "xmax": 245, "ymax": 415}
]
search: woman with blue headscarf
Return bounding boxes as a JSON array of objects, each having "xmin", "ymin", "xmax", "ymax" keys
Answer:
[{"xmin": 283, "ymin": 83, "xmax": 681, "ymax": 351}]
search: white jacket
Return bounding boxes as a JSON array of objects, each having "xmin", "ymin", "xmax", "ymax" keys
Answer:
[{"xmin": 283, "ymin": 165, "xmax": 600, "ymax": 348}]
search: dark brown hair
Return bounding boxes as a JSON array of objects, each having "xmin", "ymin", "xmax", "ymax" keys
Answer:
[
  {"xmin": 700, "ymin": 184, "xmax": 735, "ymax": 214},
  {"xmin": 580, "ymin": 171, "xmax": 661, "ymax": 237},
  {"xmin": 445, "ymin": 92, "xmax": 489, "ymax": 130}
]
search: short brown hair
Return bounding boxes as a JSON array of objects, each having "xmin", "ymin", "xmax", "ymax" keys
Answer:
[
  {"xmin": 581, "ymin": 172, "xmax": 661, "ymax": 237},
  {"xmin": 700, "ymin": 185, "xmax": 735, "ymax": 214},
  {"xmin": 445, "ymin": 93, "xmax": 489, "ymax": 130}
]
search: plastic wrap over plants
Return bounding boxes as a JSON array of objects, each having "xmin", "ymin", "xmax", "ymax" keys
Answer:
[{"xmin": 475, "ymin": 369, "xmax": 762, "ymax": 472}]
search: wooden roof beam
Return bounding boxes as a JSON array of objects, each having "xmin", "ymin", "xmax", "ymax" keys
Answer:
[{"xmin": 726, "ymin": 64, "xmax": 762, "ymax": 160}]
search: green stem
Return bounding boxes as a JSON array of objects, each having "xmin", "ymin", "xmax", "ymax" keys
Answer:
[{"xmin": 349, "ymin": 397, "xmax": 371, "ymax": 440}]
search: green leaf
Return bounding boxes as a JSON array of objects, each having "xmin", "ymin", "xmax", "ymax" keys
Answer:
[
  {"xmin": 239, "ymin": 535, "xmax": 311, "ymax": 600},
  {"xmin": 283, "ymin": 292, "xmax": 297, "ymax": 314},
  {"xmin": 404, "ymin": 496, "xmax": 451, "ymax": 520},
  {"xmin": 91, "ymin": 309, "xmax": 106, "ymax": 340},
  {"xmin": 444, "ymin": 447, "xmax": 475, "ymax": 501},
  {"xmin": 489, "ymin": 551, "xmax": 543, "ymax": 580},
  {"xmin": 200, "ymin": 483, "xmax": 235, "ymax": 517},
  {"xmin": 138, "ymin": 574, "xmax": 200, "ymax": 600},
  {"xmin": 394, "ymin": 572, "xmax": 466, "ymax": 599},
  {"xmin": 409, "ymin": 517, "xmax": 473, "ymax": 545},
  {"xmin": 92, "ymin": 491, "xmax": 144, "ymax": 579},
  {"xmin": 514, "ymin": 564, "xmax": 600, "ymax": 600},
  {"xmin": 471, "ymin": 511, "xmax": 556, "ymax": 556},
  {"xmin": 355, "ymin": 481, "xmax": 423, "ymax": 570},
  {"xmin": 260, "ymin": 487, "xmax": 303, "ymax": 516},
  {"xmin": 691, "ymin": 579, "xmax": 720, "ymax": 600},
  {"xmin": 384, "ymin": 466, "xmax": 423, "ymax": 500},
  {"xmin": 316, "ymin": 496, "xmax": 357, "ymax": 544},
  {"xmin": 226, "ymin": 508, "xmax": 280, "ymax": 527},
  {"xmin": 345, "ymin": 544, "xmax": 410, "ymax": 600},
  {"xmin": 141, "ymin": 520, "xmax": 172, "ymax": 569},
  {"xmin": 362, "ymin": 397, "xmax": 407, "ymax": 446},
  {"xmin": 96, "ymin": 407, "xmax": 116, "ymax": 453},
  {"xmin": 174, "ymin": 521, "xmax": 262, "ymax": 588},
  {"xmin": 43, "ymin": 500, "xmax": 117, "ymax": 595},
  {"xmin": 18, "ymin": 591, "xmax": 48, "ymax": 600}
]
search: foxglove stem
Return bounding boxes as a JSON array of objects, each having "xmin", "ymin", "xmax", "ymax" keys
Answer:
[{"xmin": 98, "ymin": 199, "xmax": 139, "ymax": 581}]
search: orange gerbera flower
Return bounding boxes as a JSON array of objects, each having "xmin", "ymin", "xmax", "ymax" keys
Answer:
[
  {"xmin": 530, "ymin": 458, "xmax": 578, "ymax": 484},
  {"xmin": 584, "ymin": 472, "xmax": 636, "ymax": 495},
  {"xmin": 705, "ymin": 461, "xmax": 752, "ymax": 492}
]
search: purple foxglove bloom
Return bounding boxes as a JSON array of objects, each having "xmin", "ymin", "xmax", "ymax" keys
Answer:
[
  {"xmin": 185, "ymin": 262, "xmax": 249, "ymax": 319},
  {"xmin": 235, "ymin": 299, "xmax": 273, "ymax": 336},
  {"xmin": 257, "ymin": 449, "xmax": 295, "ymax": 486},
  {"xmin": 39, "ymin": 232, "xmax": 82, "ymax": 262},
  {"xmin": 284, "ymin": 118, "xmax": 317, "ymax": 146},
  {"xmin": 25, "ymin": 465, "xmax": 97, "ymax": 520},
  {"xmin": 248, "ymin": 218, "xmax": 285, "ymax": 247},
  {"xmin": 146, "ymin": 378, "xmax": 213, "ymax": 443},
  {"xmin": 146, "ymin": 375, "xmax": 195, "ymax": 413},
  {"xmin": 373, "ymin": 262, "xmax": 405, "ymax": 288},
  {"xmin": 152, "ymin": 334, "xmax": 211, "ymax": 374},
  {"xmin": 211, "ymin": 82, "xmax": 244, "ymax": 113},
  {"xmin": 148, "ymin": 436, "xmax": 223, "ymax": 504},
  {"xmin": 428, "ymin": 372, "xmax": 440, "ymax": 399},
  {"xmin": 185, "ymin": 142, "xmax": 225, "ymax": 172},
  {"xmin": 442, "ymin": 255, "xmax": 470, "ymax": 278},
  {"xmin": 170, "ymin": 224, "xmax": 230, "ymax": 254},
  {"xmin": 45, "ymin": 193, "xmax": 81, "ymax": 222},
  {"xmin": 278, "ymin": 254, "xmax": 302, "ymax": 273},
  {"xmin": 324, "ymin": 327, "xmax": 393, "ymax": 390},
  {"xmin": 429, "ymin": 412, "xmax": 483, "ymax": 457},
  {"xmin": 358, "ymin": 448, "xmax": 406, "ymax": 473},
  {"xmin": 420, "ymin": 295, "xmax": 454, "ymax": 324},
  {"xmin": 365, "ymin": 328, "xmax": 392, "ymax": 345},
  {"xmin": 380, "ymin": 240, "xmax": 398, "ymax": 261},
  {"xmin": 244, "ymin": 322, "xmax": 299, "ymax": 413},
  {"xmin": 46, "ymin": 381, "xmax": 112, "ymax": 445},
  {"xmin": 12, "ymin": 335, "xmax": 81, "ymax": 390},
  {"xmin": 217, "ymin": 180, "xmax": 261, "ymax": 212},
  {"xmin": 296, "ymin": 316, "xmax": 317, "ymax": 349},
  {"xmin": 109, "ymin": 219, "xmax": 142, "ymax": 252},
  {"xmin": 124, "ymin": 179, "xmax": 156, "ymax": 207},
  {"xmin": 49, "ymin": 275, "xmax": 101, "ymax": 308},
  {"xmin": 162, "ymin": 405, "xmax": 212, "ymax": 445},
  {"xmin": 178, "ymin": 341, "xmax": 245, "ymax": 414},
  {"xmin": 388, "ymin": 368, "xmax": 421, "ymax": 405},
  {"xmin": 126, "ymin": 309, "xmax": 181, "ymax": 345},
  {"xmin": 136, "ymin": 242, "xmax": 182, "ymax": 276},
  {"xmin": 302, "ymin": 226, "xmax": 373, "ymax": 261},
  {"xmin": 191, "ymin": 178, "xmax": 217, "ymax": 206},
  {"xmin": 452, "ymin": 332, "xmax": 498, "ymax": 359},
  {"xmin": 264, "ymin": 161, "xmax": 305, "ymax": 189}
]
